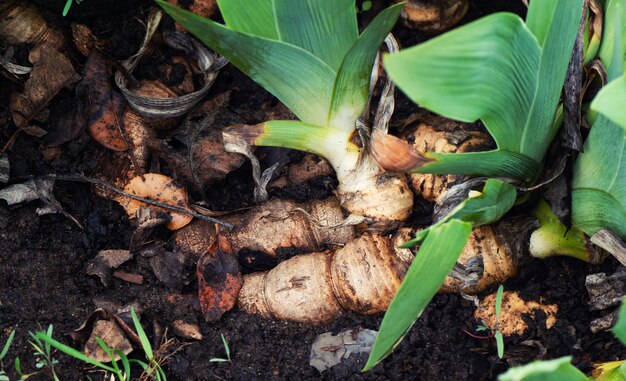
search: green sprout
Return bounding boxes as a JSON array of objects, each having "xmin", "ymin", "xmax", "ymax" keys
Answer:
[
  {"xmin": 209, "ymin": 334, "xmax": 232, "ymax": 363},
  {"xmin": 0, "ymin": 330, "xmax": 15, "ymax": 381},
  {"xmin": 36, "ymin": 308, "xmax": 167, "ymax": 381},
  {"xmin": 29, "ymin": 325, "xmax": 60, "ymax": 381},
  {"xmin": 62, "ymin": 0, "xmax": 82, "ymax": 17},
  {"xmin": 472, "ymin": 285, "xmax": 505, "ymax": 359}
]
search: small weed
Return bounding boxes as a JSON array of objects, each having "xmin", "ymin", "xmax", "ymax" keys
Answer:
[
  {"xmin": 36, "ymin": 307, "xmax": 167, "ymax": 380},
  {"xmin": 466, "ymin": 285, "xmax": 505, "ymax": 359},
  {"xmin": 0, "ymin": 330, "xmax": 15, "ymax": 381},
  {"xmin": 62, "ymin": 0, "xmax": 82, "ymax": 16},
  {"xmin": 29, "ymin": 325, "xmax": 60, "ymax": 381},
  {"xmin": 209, "ymin": 334, "xmax": 231, "ymax": 363}
]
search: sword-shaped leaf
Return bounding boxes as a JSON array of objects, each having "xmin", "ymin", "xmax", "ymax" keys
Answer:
[
  {"xmin": 380, "ymin": 0, "xmax": 583, "ymax": 181},
  {"xmin": 573, "ymin": 0, "xmax": 626, "ymax": 240},
  {"xmin": 363, "ymin": 219, "xmax": 472, "ymax": 371},
  {"xmin": 366, "ymin": 179, "xmax": 515, "ymax": 369}
]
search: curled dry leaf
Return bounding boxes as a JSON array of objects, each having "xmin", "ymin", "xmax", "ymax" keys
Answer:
[
  {"xmin": 237, "ymin": 233, "xmax": 409, "ymax": 324},
  {"xmin": 130, "ymin": 80, "xmax": 179, "ymax": 131},
  {"xmin": 474, "ymin": 291, "xmax": 558, "ymax": 336},
  {"xmin": 394, "ymin": 0, "xmax": 469, "ymax": 33},
  {"xmin": 197, "ymin": 234, "xmax": 242, "ymax": 322},
  {"xmin": 116, "ymin": 173, "xmax": 193, "ymax": 230},
  {"xmin": 84, "ymin": 319, "xmax": 133, "ymax": 363},
  {"xmin": 9, "ymin": 43, "xmax": 80, "ymax": 134}
]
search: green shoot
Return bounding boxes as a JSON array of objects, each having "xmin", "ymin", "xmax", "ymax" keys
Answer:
[
  {"xmin": 529, "ymin": 199, "xmax": 596, "ymax": 262},
  {"xmin": 29, "ymin": 325, "xmax": 60, "ymax": 381},
  {"xmin": 62, "ymin": 0, "xmax": 82, "ymax": 17},
  {"xmin": 36, "ymin": 307, "xmax": 167, "ymax": 381},
  {"xmin": 467, "ymin": 285, "xmax": 505, "ymax": 359},
  {"xmin": 0, "ymin": 330, "xmax": 15, "ymax": 381},
  {"xmin": 209, "ymin": 334, "xmax": 232, "ymax": 363},
  {"xmin": 494, "ymin": 285, "xmax": 504, "ymax": 359}
]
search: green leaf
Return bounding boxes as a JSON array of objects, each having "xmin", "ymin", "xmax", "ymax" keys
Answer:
[
  {"xmin": 498, "ymin": 357, "xmax": 588, "ymax": 381},
  {"xmin": 35, "ymin": 333, "xmax": 117, "ymax": 373},
  {"xmin": 401, "ymin": 179, "xmax": 516, "ymax": 247},
  {"xmin": 495, "ymin": 285, "xmax": 504, "ymax": 321},
  {"xmin": 364, "ymin": 219, "xmax": 472, "ymax": 370},
  {"xmin": 592, "ymin": 75, "xmax": 626, "ymax": 131},
  {"xmin": 0, "ymin": 330, "xmax": 15, "ymax": 361},
  {"xmin": 328, "ymin": 3, "xmax": 403, "ymax": 129},
  {"xmin": 216, "ymin": 0, "xmax": 278, "ymax": 39},
  {"xmin": 591, "ymin": 0, "xmax": 626, "ymax": 130},
  {"xmin": 415, "ymin": 150, "xmax": 539, "ymax": 184},
  {"xmin": 274, "ymin": 0, "xmax": 358, "ymax": 71},
  {"xmin": 520, "ymin": 0, "xmax": 584, "ymax": 161},
  {"xmin": 156, "ymin": 0, "xmax": 335, "ymax": 126},
  {"xmin": 131, "ymin": 307, "xmax": 153, "ymax": 360},
  {"xmin": 613, "ymin": 300, "xmax": 626, "ymax": 346},
  {"xmin": 384, "ymin": 13, "xmax": 539, "ymax": 153},
  {"xmin": 495, "ymin": 331, "xmax": 504, "ymax": 359},
  {"xmin": 572, "ymin": 0, "xmax": 626, "ymax": 241},
  {"xmin": 383, "ymin": 0, "xmax": 583, "ymax": 179}
]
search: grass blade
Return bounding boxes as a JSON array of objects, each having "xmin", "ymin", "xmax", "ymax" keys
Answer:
[
  {"xmin": 0, "ymin": 331, "xmax": 15, "ymax": 360},
  {"xmin": 131, "ymin": 307, "xmax": 153, "ymax": 360},
  {"xmin": 36, "ymin": 333, "xmax": 117, "ymax": 373}
]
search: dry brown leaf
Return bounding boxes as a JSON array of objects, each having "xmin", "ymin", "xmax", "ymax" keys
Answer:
[
  {"xmin": 79, "ymin": 51, "xmax": 129, "ymax": 151},
  {"xmin": 116, "ymin": 173, "xmax": 193, "ymax": 230},
  {"xmin": 83, "ymin": 320, "xmax": 133, "ymax": 363},
  {"xmin": 9, "ymin": 43, "xmax": 80, "ymax": 134},
  {"xmin": 197, "ymin": 235, "xmax": 242, "ymax": 322}
]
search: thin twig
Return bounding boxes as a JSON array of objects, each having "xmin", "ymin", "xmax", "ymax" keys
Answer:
[{"xmin": 40, "ymin": 174, "xmax": 235, "ymax": 229}]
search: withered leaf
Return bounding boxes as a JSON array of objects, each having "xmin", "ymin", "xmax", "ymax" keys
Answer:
[
  {"xmin": 83, "ymin": 320, "xmax": 133, "ymax": 363},
  {"xmin": 81, "ymin": 51, "xmax": 128, "ymax": 151},
  {"xmin": 116, "ymin": 173, "xmax": 193, "ymax": 230},
  {"xmin": 9, "ymin": 43, "xmax": 80, "ymax": 133},
  {"xmin": 86, "ymin": 250, "xmax": 133, "ymax": 287},
  {"xmin": 197, "ymin": 235, "xmax": 242, "ymax": 322}
]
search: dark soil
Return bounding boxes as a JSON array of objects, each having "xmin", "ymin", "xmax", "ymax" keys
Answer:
[{"xmin": 1, "ymin": 1, "xmax": 624, "ymax": 380}]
